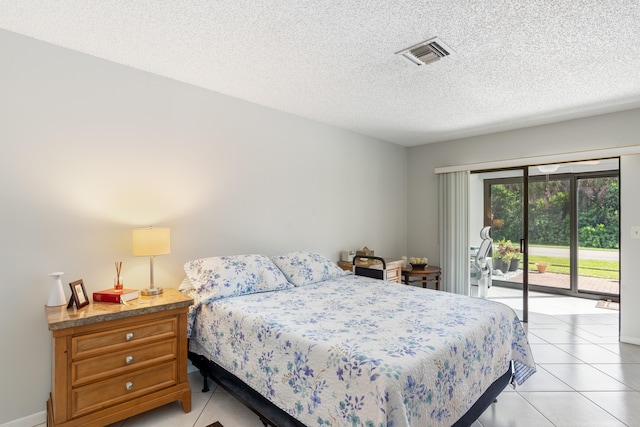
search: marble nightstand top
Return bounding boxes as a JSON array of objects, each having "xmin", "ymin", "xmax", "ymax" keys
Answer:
[{"xmin": 45, "ymin": 287, "xmax": 193, "ymax": 331}]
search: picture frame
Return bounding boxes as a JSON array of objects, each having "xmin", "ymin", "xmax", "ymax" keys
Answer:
[{"xmin": 68, "ymin": 279, "xmax": 90, "ymax": 309}]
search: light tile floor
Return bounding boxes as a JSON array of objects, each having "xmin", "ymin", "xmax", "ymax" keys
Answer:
[{"xmin": 40, "ymin": 286, "xmax": 640, "ymax": 427}]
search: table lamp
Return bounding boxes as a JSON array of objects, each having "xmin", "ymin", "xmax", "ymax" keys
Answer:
[{"xmin": 132, "ymin": 227, "xmax": 170, "ymax": 296}]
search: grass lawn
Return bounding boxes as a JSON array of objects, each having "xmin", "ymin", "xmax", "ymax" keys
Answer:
[
  {"xmin": 527, "ymin": 255, "xmax": 619, "ymax": 280},
  {"xmin": 529, "ymin": 244, "xmax": 619, "ymax": 252}
]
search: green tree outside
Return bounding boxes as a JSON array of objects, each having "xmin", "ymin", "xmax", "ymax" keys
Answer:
[
  {"xmin": 490, "ymin": 177, "xmax": 618, "ymax": 249},
  {"xmin": 489, "ymin": 175, "xmax": 619, "ymax": 280}
]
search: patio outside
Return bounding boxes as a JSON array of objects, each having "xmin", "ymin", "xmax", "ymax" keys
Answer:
[
  {"xmin": 494, "ymin": 245, "xmax": 619, "ymax": 296},
  {"xmin": 501, "ymin": 269, "xmax": 619, "ymax": 295}
]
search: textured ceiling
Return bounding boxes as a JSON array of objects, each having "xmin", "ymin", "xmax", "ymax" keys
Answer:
[{"xmin": 1, "ymin": 1, "xmax": 640, "ymax": 146}]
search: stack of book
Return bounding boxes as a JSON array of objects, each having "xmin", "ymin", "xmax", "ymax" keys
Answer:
[{"xmin": 92, "ymin": 288, "xmax": 139, "ymax": 303}]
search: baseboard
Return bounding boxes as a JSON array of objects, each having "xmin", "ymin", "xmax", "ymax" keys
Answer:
[
  {"xmin": 0, "ymin": 410, "xmax": 46, "ymax": 427},
  {"xmin": 620, "ymin": 336, "xmax": 640, "ymax": 346}
]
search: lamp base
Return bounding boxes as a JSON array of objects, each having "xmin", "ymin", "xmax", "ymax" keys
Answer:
[{"xmin": 141, "ymin": 287, "xmax": 163, "ymax": 296}]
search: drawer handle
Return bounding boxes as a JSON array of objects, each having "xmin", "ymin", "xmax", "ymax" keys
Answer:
[
  {"xmin": 125, "ymin": 382, "xmax": 134, "ymax": 391},
  {"xmin": 125, "ymin": 355, "xmax": 134, "ymax": 364},
  {"xmin": 125, "ymin": 332, "xmax": 134, "ymax": 341}
]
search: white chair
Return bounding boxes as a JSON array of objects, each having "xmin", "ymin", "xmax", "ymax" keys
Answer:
[{"xmin": 470, "ymin": 226, "xmax": 492, "ymax": 298}]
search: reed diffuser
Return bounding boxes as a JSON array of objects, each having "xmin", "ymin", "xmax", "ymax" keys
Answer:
[{"xmin": 114, "ymin": 261, "xmax": 123, "ymax": 292}]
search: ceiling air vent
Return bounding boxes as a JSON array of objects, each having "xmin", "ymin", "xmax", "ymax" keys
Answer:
[{"xmin": 396, "ymin": 37, "xmax": 453, "ymax": 66}]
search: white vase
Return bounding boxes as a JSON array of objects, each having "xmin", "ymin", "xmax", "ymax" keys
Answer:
[{"xmin": 47, "ymin": 272, "xmax": 67, "ymax": 307}]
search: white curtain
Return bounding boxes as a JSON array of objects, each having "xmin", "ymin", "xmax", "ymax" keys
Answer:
[{"xmin": 439, "ymin": 171, "xmax": 470, "ymax": 295}]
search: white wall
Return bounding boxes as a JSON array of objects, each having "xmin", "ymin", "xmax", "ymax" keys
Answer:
[
  {"xmin": 0, "ymin": 29, "xmax": 407, "ymax": 424},
  {"xmin": 620, "ymin": 154, "xmax": 640, "ymax": 344},
  {"xmin": 407, "ymin": 109, "xmax": 640, "ymax": 344}
]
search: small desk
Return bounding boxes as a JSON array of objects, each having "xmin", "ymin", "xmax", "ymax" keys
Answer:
[{"xmin": 402, "ymin": 265, "xmax": 441, "ymax": 290}]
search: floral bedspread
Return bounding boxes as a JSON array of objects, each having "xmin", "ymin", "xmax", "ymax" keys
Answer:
[{"xmin": 188, "ymin": 275, "xmax": 536, "ymax": 427}]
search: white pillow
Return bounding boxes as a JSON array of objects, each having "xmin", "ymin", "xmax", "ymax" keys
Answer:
[
  {"xmin": 184, "ymin": 254, "xmax": 293, "ymax": 304},
  {"xmin": 271, "ymin": 251, "xmax": 348, "ymax": 286}
]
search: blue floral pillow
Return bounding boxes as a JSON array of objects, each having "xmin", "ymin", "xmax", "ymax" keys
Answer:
[
  {"xmin": 184, "ymin": 254, "xmax": 293, "ymax": 304},
  {"xmin": 271, "ymin": 251, "xmax": 348, "ymax": 286}
]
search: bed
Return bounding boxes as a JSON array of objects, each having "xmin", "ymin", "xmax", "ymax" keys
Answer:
[{"xmin": 184, "ymin": 252, "xmax": 536, "ymax": 427}]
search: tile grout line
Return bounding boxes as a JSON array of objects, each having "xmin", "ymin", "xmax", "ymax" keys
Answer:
[{"xmin": 577, "ymin": 390, "xmax": 631, "ymax": 427}]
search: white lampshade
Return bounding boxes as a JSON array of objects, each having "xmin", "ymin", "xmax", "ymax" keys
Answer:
[
  {"xmin": 132, "ymin": 227, "xmax": 170, "ymax": 256},
  {"xmin": 132, "ymin": 227, "xmax": 170, "ymax": 296}
]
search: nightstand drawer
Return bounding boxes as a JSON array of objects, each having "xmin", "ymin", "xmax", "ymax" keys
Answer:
[
  {"xmin": 72, "ymin": 317, "xmax": 177, "ymax": 358},
  {"xmin": 72, "ymin": 339, "xmax": 176, "ymax": 386},
  {"xmin": 71, "ymin": 361, "xmax": 177, "ymax": 418}
]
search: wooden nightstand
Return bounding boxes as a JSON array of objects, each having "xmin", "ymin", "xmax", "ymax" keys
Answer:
[
  {"xmin": 45, "ymin": 288, "xmax": 193, "ymax": 427},
  {"xmin": 338, "ymin": 258, "xmax": 404, "ymax": 283}
]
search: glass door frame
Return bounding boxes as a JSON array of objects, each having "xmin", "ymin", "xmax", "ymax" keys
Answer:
[
  {"xmin": 476, "ymin": 166, "xmax": 530, "ymax": 322},
  {"xmin": 528, "ymin": 171, "xmax": 574, "ymax": 293},
  {"xmin": 574, "ymin": 170, "xmax": 620, "ymax": 299},
  {"xmin": 523, "ymin": 166, "xmax": 530, "ymax": 323}
]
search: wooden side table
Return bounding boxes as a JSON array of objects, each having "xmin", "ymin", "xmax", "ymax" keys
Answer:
[
  {"xmin": 402, "ymin": 265, "xmax": 441, "ymax": 290},
  {"xmin": 45, "ymin": 288, "xmax": 193, "ymax": 427}
]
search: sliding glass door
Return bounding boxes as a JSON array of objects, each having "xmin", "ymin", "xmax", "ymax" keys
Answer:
[
  {"xmin": 482, "ymin": 159, "xmax": 619, "ymax": 303},
  {"xmin": 576, "ymin": 174, "xmax": 620, "ymax": 297},
  {"xmin": 527, "ymin": 173, "xmax": 572, "ymax": 291},
  {"xmin": 477, "ymin": 167, "xmax": 529, "ymax": 321}
]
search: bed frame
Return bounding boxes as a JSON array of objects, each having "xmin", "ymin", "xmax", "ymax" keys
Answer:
[
  {"xmin": 189, "ymin": 351, "xmax": 305, "ymax": 427},
  {"xmin": 188, "ymin": 350, "xmax": 513, "ymax": 427}
]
